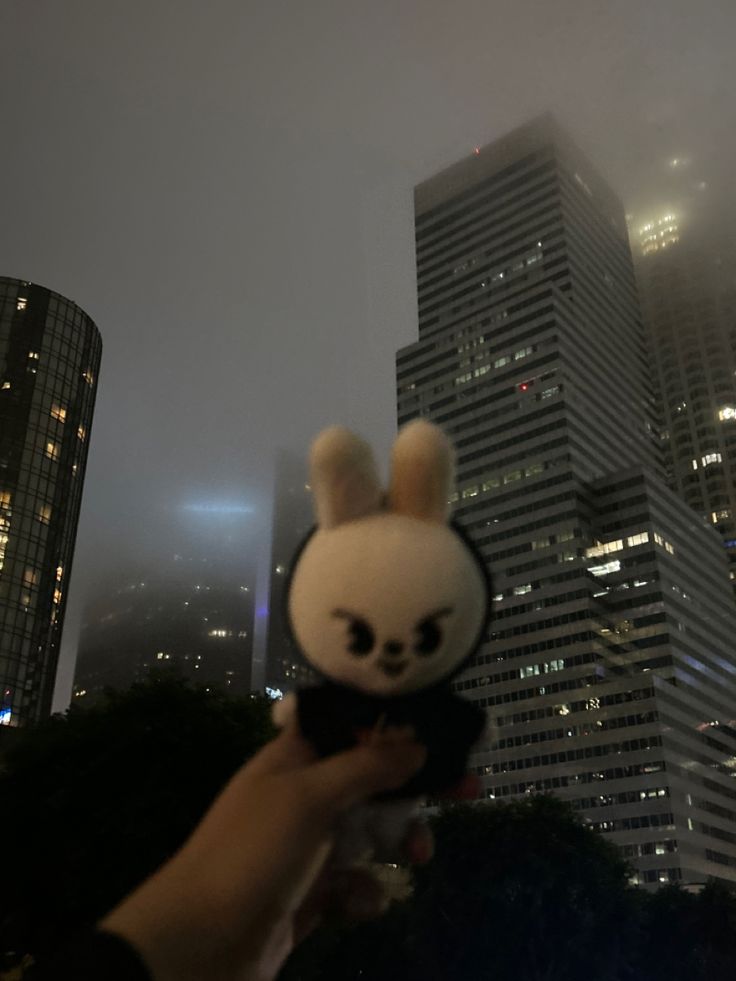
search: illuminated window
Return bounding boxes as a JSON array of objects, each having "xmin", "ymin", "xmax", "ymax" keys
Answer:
[
  {"xmin": 493, "ymin": 355, "xmax": 511, "ymax": 369},
  {"xmin": 503, "ymin": 470, "xmax": 522, "ymax": 484},
  {"xmin": 482, "ymin": 477, "xmax": 501, "ymax": 491},
  {"xmin": 448, "ymin": 491, "xmax": 459, "ymax": 503},
  {"xmin": 45, "ymin": 441, "xmax": 60, "ymax": 461},
  {"xmin": 50, "ymin": 403, "xmax": 67, "ymax": 423},
  {"xmin": 473, "ymin": 364, "xmax": 490, "ymax": 378},
  {"xmin": 77, "ymin": 425, "xmax": 87, "ymax": 441},
  {"xmin": 53, "ymin": 588, "xmax": 62, "ymax": 605},
  {"xmin": 588, "ymin": 560, "xmax": 621, "ymax": 576},
  {"xmin": 28, "ymin": 351, "xmax": 39, "ymax": 360},
  {"xmin": 0, "ymin": 492, "xmax": 10, "ymax": 510},
  {"xmin": 83, "ymin": 369, "xmax": 95, "ymax": 385},
  {"xmin": 208, "ymin": 628, "xmax": 230, "ymax": 638},
  {"xmin": 513, "ymin": 584, "xmax": 532, "ymax": 595},
  {"xmin": 23, "ymin": 569, "xmax": 38, "ymax": 587},
  {"xmin": 626, "ymin": 532, "xmax": 649, "ymax": 547},
  {"xmin": 586, "ymin": 539, "xmax": 624, "ymax": 558},
  {"xmin": 462, "ymin": 486, "xmax": 479, "ymax": 499},
  {"xmin": 718, "ymin": 406, "xmax": 736, "ymax": 421},
  {"xmin": 712, "ymin": 509, "xmax": 731, "ymax": 523},
  {"xmin": 56, "ymin": 565, "xmax": 64, "ymax": 582},
  {"xmin": 525, "ymin": 462, "xmax": 544, "ymax": 477},
  {"xmin": 275, "ymin": 564, "xmax": 286, "ymax": 575},
  {"xmin": 702, "ymin": 452, "xmax": 722, "ymax": 466},
  {"xmin": 37, "ymin": 504, "xmax": 52, "ymax": 525},
  {"xmin": 17, "ymin": 298, "xmax": 27, "ymax": 311},
  {"xmin": 1, "ymin": 382, "xmax": 10, "ymax": 390},
  {"xmin": 454, "ymin": 372, "xmax": 472, "ymax": 385},
  {"xmin": 514, "ymin": 346, "xmax": 533, "ymax": 360}
]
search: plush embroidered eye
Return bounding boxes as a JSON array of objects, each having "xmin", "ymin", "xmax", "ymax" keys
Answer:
[
  {"xmin": 332, "ymin": 609, "xmax": 375, "ymax": 656},
  {"xmin": 413, "ymin": 607, "xmax": 453, "ymax": 657}
]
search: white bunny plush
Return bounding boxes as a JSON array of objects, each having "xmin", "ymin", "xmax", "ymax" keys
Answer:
[{"xmin": 274, "ymin": 419, "xmax": 491, "ymax": 862}]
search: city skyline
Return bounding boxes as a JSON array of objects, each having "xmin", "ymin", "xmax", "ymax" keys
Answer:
[{"xmin": 1, "ymin": 1, "xmax": 734, "ymax": 712}]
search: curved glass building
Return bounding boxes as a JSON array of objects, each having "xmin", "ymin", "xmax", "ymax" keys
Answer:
[{"xmin": 0, "ymin": 277, "xmax": 101, "ymax": 725}]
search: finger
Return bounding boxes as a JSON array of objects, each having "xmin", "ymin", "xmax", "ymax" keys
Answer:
[
  {"xmin": 246, "ymin": 721, "xmax": 317, "ymax": 777},
  {"xmin": 303, "ymin": 738, "xmax": 427, "ymax": 815}
]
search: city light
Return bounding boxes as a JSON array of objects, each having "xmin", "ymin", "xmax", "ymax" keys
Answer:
[
  {"xmin": 638, "ymin": 213, "xmax": 679, "ymax": 255},
  {"xmin": 182, "ymin": 503, "xmax": 253, "ymax": 514}
]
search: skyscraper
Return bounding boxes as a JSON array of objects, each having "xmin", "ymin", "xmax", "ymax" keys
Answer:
[
  {"xmin": 73, "ymin": 564, "xmax": 255, "ymax": 703},
  {"xmin": 73, "ymin": 511, "xmax": 256, "ymax": 702},
  {"xmin": 262, "ymin": 452, "xmax": 315, "ymax": 694},
  {"xmin": 634, "ymin": 207, "xmax": 736, "ymax": 583},
  {"xmin": 0, "ymin": 277, "xmax": 101, "ymax": 726},
  {"xmin": 397, "ymin": 116, "xmax": 736, "ymax": 888}
]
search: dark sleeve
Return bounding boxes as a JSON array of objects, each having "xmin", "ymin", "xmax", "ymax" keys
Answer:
[
  {"xmin": 33, "ymin": 930, "xmax": 151, "ymax": 981},
  {"xmin": 297, "ymin": 685, "xmax": 362, "ymax": 757}
]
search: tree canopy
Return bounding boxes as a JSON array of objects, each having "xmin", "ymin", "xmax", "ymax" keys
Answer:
[{"xmin": 0, "ymin": 675, "xmax": 273, "ymax": 964}]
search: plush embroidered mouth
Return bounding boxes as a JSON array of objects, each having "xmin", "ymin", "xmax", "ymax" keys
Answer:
[{"xmin": 378, "ymin": 660, "xmax": 408, "ymax": 677}]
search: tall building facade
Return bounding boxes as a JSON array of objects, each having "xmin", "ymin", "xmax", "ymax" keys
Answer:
[
  {"xmin": 73, "ymin": 516, "xmax": 256, "ymax": 702},
  {"xmin": 263, "ymin": 452, "xmax": 315, "ymax": 694},
  {"xmin": 397, "ymin": 117, "xmax": 736, "ymax": 888},
  {"xmin": 634, "ymin": 215, "xmax": 736, "ymax": 582},
  {"xmin": 0, "ymin": 277, "xmax": 101, "ymax": 726}
]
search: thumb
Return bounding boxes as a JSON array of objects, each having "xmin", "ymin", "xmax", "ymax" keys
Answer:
[{"xmin": 302, "ymin": 737, "xmax": 427, "ymax": 815}]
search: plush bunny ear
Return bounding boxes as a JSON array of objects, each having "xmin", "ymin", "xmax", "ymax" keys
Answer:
[
  {"xmin": 309, "ymin": 426, "xmax": 383, "ymax": 529},
  {"xmin": 388, "ymin": 420, "xmax": 454, "ymax": 523}
]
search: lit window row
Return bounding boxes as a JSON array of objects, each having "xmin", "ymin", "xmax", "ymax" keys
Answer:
[
  {"xmin": 653, "ymin": 532, "xmax": 675, "ymax": 555},
  {"xmin": 692, "ymin": 452, "xmax": 722, "ymax": 469},
  {"xmin": 519, "ymin": 658, "xmax": 564, "ymax": 679},
  {"xmin": 452, "ymin": 461, "xmax": 547, "ymax": 503},
  {"xmin": 585, "ymin": 532, "xmax": 649, "ymax": 559}
]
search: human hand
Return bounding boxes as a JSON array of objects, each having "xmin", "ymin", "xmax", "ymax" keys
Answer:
[{"xmin": 101, "ymin": 722, "xmax": 427, "ymax": 981}]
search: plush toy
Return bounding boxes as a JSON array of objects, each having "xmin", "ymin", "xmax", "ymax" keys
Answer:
[{"xmin": 273, "ymin": 419, "xmax": 491, "ymax": 861}]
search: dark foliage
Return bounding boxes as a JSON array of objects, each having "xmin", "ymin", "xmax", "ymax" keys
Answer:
[
  {"xmin": 0, "ymin": 675, "xmax": 273, "ymax": 964},
  {"xmin": 408, "ymin": 797, "xmax": 638, "ymax": 981},
  {"xmin": 282, "ymin": 797, "xmax": 736, "ymax": 981}
]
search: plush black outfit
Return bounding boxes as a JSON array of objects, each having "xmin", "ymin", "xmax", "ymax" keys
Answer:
[{"xmin": 297, "ymin": 680, "xmax": 486, "ymax": 798}]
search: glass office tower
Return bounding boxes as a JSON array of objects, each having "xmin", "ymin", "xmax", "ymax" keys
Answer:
[{"xmin": 0, "ymin": 277, "xmax": 101, "ymax": 725}]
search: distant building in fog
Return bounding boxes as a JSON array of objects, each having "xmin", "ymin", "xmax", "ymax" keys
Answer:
[
  {"xmin": 73, "ymin": 513, "xmax": 255, "ymax": 702},
  {"xmin": 0, "ymin": 277, "xmax": 101, "ymax": 726},
  {"xmin": 398, "ymin": 115, "xmax": 736, "ymax": 888},
  {"xmin": 633, "ymin": 208, "xmax": 736, "ymax": 585},
  {"xmin": 263, "ymin": 452, "xmax": 315, "ymax": 694}
]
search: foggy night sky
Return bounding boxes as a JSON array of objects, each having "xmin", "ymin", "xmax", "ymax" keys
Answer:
[{"xmin": 0, "ymin": 1, "xmax": 734, "ymax": 710}]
